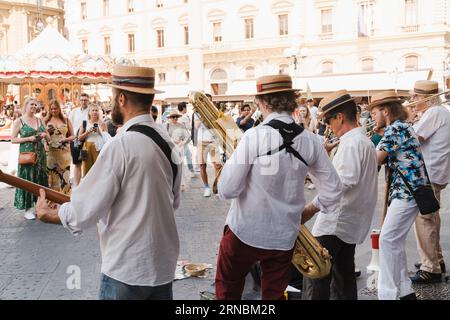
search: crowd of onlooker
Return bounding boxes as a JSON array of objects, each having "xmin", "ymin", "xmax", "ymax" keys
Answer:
[{"xmin": 7, "ymin": 94, "xmax": 113, "ymax": 220}]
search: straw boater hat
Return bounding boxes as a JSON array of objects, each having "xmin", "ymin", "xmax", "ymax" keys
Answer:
[
  {"xmin": 168, "ymin": 110, "xmax": 182, "ymax": 118},
  {"xmin": 367, "ymin": 90, "xmax": 405, "ymax": 111},
  {"xmin": 406, "ymin": 80, "xmax": 449, "ymax": 107},
  {"xmin": 107, "ymin": 64, "xmax": 164, "ymax": 94},
  {"xmin": 254, "ymin": 74, "xmax": 300, "ymax": 96},
  {"xmin": 317, "ymin": 89, "xmax": 356, "ymax": 119}
]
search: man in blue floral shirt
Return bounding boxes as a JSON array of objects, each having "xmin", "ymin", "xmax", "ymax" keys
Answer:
[{"xmin": 369, "ymin": 90, "xmax": 428, "ymax": 300}]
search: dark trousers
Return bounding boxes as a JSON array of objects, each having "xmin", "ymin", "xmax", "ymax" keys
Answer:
[
  {"xmin": 98, "ymin": 274, "xmax": 173, "ymax": 300},
  {"xmin": 215, "ymin": 226, "xmax": 293, "ymax": 300},
  {"xmin": 302, "ymin": 235, "xmax": 357, "ymax": 300}
]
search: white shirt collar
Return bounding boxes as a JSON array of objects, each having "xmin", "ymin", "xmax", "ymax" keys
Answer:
[
  {"xmin": 261, "ymin": 112, "xmax": 293, "ymax": 125},
  {"xmin": 119, "ymin": 114, "xmax": 154, "ymax": 134},
  {"xmin": 339, "ymin": 126, "xmax": 365, "ymax": 143}
]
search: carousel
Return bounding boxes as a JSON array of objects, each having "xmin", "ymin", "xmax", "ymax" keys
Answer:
[{"xmin": 0, "ymin": 25, "xmax": 112, "ymax": 112}]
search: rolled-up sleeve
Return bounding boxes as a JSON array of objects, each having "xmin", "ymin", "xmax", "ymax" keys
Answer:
[
  {"xmin": 309, "ymin": 144, "xmax": 343, "ymax": 214},
  {"xmin": 58, "ymin": 141, "xmax": 122, "ymax": 234}
]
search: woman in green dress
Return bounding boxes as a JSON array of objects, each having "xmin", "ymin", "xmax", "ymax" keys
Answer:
[{"xmin": 11, "ymin": 98, "xmax": 50, "ymax": 220}]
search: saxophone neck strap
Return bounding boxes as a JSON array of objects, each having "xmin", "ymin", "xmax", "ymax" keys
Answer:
[{"xmin": 263, "ymin": 119, "xmax": 308, "ymax": 167}]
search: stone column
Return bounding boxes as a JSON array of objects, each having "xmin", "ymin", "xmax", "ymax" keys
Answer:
[{"xmin": 188, "ymin": 0, "xmax": 204, "ymax": 92}]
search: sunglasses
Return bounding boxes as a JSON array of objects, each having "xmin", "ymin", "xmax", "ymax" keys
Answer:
[
  {"xmin": 324, "ymin": 114, "xmax": 338, "ymax": 125},
  {"xmin": 168, "ymin": 116, "xmax": 180, "ymax": 119}
]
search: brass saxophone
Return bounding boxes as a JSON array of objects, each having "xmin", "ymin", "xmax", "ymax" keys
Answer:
[
  {"xmin": 293, "ymin": 225, "xmax": 332, "ymax": 279},
  {"xmin": 189, "ymin": 91, "xmax": 332, "ymax": 279}
]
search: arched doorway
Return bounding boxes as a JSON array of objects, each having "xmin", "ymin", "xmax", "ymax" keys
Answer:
[{"xmin": 210, "ymin": 68, "xmax": 228, "ymax": 95}]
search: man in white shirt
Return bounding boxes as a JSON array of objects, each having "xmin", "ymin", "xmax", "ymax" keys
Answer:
[
  {"xmin": 177, "ymin": 102, "xmax": 195, "ymax": 175},
  {"xmin": 215, "ymin": 74, "xmax": 343, "ymax": 300},
  {"xmin": 301, "ymin": 90, "xmax": 378, "ymax": 300},
  {"xmin": 68, "ymin": 93, "xmax": 89, "ymax": 186},
  {"xmin": 307, "ymin": 99, "xmax": 319, "ymax": 119},
  {"xmin": 408, "ymin": 80, "xmax": 450, "ymax": 284},
  {"xmin": 194, "ymin": 93, "xmax": 222, "ymax": 197},
  {"xmin": 35, "ymin": 65, "xmax": 182, "ymax": 300}
]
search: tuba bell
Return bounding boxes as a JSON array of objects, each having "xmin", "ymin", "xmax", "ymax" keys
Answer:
[{"xmin": 189, "ymin": 91, "xmax": 332, "ymax": 279}]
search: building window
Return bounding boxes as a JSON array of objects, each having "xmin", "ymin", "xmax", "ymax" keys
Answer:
[
  {"xmin": 103, "ymin": 0, "xmax": 109, "ymax": 17},
  {"xmin": 405, "ymin": 0, "xmax": 418, "ymax": 25},
  {"xmin": 244, "ymin": 18, "xmax": 254, "ymax": 39},
  {"xmin": 245, "ymin": 66, "xmax": 255, "ymax": 78},
  {"xmin": 361, "ymin": 58, "xmax": 374, "ymax": 72},
  {"xmin": 80, "ymin": 2, "xmax": 87, "ymax": 20},
  {"xmin": 81, "ymin": 39, "xmax": 88, "ymax": 54},
  {"xmin": 213, "ymin": 22, "xmax": 222, "ymax": 42},
  {"xmin": 358, "ymin": 2, "xmax": 374, "ymax": 37},
  {"xmin": 183, "ymin": 25, "xmax": 189, "ymax": 45},
  {"xmin": 322, "ymin": 61, "xmax": 334, "ymax": 74},
  {"xmin": 278, "ymin": 14, "xmax": 288, "ymax": 36},
  {"xmin": 128, "ymin": 33, "xmax": 135, "ymax": 52},
  {"xmin": 104, "ymin": 36, "xmax": 111, "ymax": 55},
  {"xmin": 156, "ymin": 0, "xmax": 163, "ymax": 8},
  {"xmin": 128, "ymin": 0, "xmax": 134, "ymax": 13},
  {"xmin": 405, "ymin": 55, "xmax": 418, "ymax": 71},
  {"xmin": 158, "ymin": 72, "xmax": 166, "ymax": 83},
  {"xmin": 279, "ymin": 64, "xmax": 289, "ymax": 75},
  {"xmin": 321, "ymin": 9, "xmax": 332, "ymax": 33},
  {"xmin": 156, "ymin": 29, "xmax": 165, "ymax": 48}
]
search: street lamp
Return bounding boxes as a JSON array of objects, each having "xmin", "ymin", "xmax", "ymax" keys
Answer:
[{"xmin": 283, "ymin": 46, "xmax": 308, "ymax": 88}]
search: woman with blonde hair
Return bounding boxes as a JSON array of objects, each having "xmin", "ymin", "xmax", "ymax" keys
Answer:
[
  {"xmin": 44, "ymin": 99, "xmax": 75, "ymax": 195},
  {"xmin": 11, "ymin": 97, "xmax": 49, "ymax": 220},
  {"xmin": 77, "ymin": 104, "xmax": 109, "ymax": 177},
  {"xmin": 295, "ymin": 104, "xmax": 317, "ymax": 133}
]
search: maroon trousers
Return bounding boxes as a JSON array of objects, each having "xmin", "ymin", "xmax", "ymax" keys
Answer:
[{"xmin": 215, "ymin": 226, "xmax": 294, "ymax": 300}]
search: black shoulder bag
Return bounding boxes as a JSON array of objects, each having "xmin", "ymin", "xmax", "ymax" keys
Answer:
[
  {"xmin": 394, "ymin": 165, "xmax": 440, "ymax": 215},
  {"xmin": 262, "ymin": 119, "xmax": 308, "ymax": 167},
  {"xmin": 127, "ymin": 125, "xmax": 178, "ymax": 193}
]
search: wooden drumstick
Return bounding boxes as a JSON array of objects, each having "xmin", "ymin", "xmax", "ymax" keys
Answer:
[{"xmin": 0, "ymin": 170, "xmax": 70, "ymax": 205}]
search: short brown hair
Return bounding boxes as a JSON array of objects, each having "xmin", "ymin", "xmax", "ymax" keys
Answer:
[
  {"xmin": 255, "ymin": 91, "xmax": 298, "ymax": 113},
  {"xmin": 115, "ymin": 89, "xmax": 155, "ymax": 112}
]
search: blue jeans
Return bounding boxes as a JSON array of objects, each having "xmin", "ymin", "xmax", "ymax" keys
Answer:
[
  {"xmin": 184, "ymin": 145, "xmax": 194, "ymax": 172},
  {"xmin": 98, "ymin": 274, "xmax": 173, "ymax": 300}
]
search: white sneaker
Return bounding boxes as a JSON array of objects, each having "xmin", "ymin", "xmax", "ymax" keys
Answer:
[
  {"xmin": 24, "ymin": 210, "xmax": 36, "ymax": 220},
  {"xmin": 203, "ymin": 187, "xmax": 211, "ymax": 197}
]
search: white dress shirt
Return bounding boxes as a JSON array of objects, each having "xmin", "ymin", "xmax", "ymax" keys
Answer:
[
  {"xmin": 194, "ymin": 113, "xmax": 214, "ymax": 142},
  {"xmin": 413, "ymin": 105, "xmax": 450, "ymax": 185},
  {"xmin": 58, "ymin": 114, "xmax": 182, "ymax": 286},
  {"xmin": 218, "ymin": 112, "xmax": 343, "ymax": 251},
  {"xmin": 69, "ymin": 107, "xmax": 89, "ymax": 135},
  {"xmin": 312, "ymin": 127, "xmax": 378, "ymax": 244}
]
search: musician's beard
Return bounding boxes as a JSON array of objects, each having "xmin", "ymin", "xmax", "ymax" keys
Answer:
[{"xmin": 111, "ymin": 96, "xmax": 124, "ymax": 126}]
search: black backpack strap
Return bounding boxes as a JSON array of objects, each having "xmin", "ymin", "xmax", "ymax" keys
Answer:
[
  {"xmin": 263, "ymin": 119, "xmax": 308, "ymax": 167},
  {"xmin": 127, "ymin": 125, "xmax": 178, "ymax": 191}
]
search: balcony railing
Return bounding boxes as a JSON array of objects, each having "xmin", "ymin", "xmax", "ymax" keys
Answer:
[
  {"xmin": 319, "ymin": 33, "xmax": 334, "ymax": 40},
  {"xmin": 402, "ymin": 25, "xmax": 419, "ymax": 33}
]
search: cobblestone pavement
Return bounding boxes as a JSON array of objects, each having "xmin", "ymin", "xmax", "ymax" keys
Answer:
[{"xmin": 0, "ymin": 165, "xmax": 449, "ymax": 300}]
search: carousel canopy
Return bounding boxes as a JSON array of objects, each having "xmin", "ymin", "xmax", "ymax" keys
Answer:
[{"xmin": 0, "ymin": 26, "xmax": 112, "ymax": 84}]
